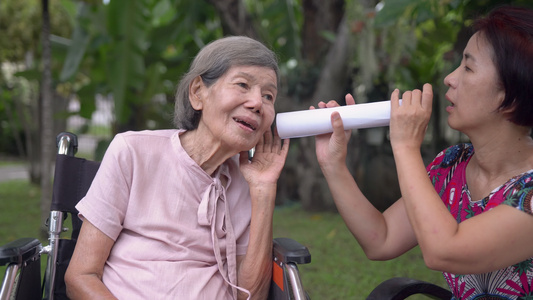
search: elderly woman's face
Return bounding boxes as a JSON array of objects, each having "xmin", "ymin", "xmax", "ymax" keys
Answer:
[{"xmin": 195, "ymin": 65, "xmax": 278, "ymax": 151}]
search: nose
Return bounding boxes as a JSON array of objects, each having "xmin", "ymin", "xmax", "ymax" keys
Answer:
[
  {"xmin": 246, "ymin": 88, "xmax": 263, "ymax": 113},
  {"xmin": 444, "ymin": 67, "xmax": 458, "ymax": 88}
]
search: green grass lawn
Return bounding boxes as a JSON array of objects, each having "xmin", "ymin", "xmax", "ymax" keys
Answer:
[
  {"xmin": 0, "ymin": 180, "xmax": 447, "ymax": 299},
  {"xmin": 0, "ymin": 180, "xmax": 42, "ymax": 242},
  {"xmin": 0, "ymin": 180, "xmax": 46, "ymax": 287},
  {"xmin": 273, "ymin": 204, "xmax": 447, "ymax": 299}
]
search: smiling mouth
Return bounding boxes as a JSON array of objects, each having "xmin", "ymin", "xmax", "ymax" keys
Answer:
[{"xmin": 233, "ymin": 118, "xmax": 257, "ymax": 130}]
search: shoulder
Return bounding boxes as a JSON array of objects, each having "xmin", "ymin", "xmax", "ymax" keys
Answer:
[
  {"xmin": 428, "ymin": 143, "xmax": 473, "ymax": 170},
  {"xmin": 100, "ymin": 129, "xmax": 180, "ymax": 169},
  {"xmin": 110, "ymin": 129, "xmax": 178, "ymax": 152},
  {"xmin": 502, "ymin": 170, "xmax": 533, "ymax": 215},
  {"xmin": 116, "ymin": 129, "xmax": 177, "ymax": 143}
]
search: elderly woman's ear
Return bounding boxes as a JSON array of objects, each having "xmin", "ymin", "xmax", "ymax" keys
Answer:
[{"xmin": 189, "ymin": 76, "xmax": 206, "ymax": 110}]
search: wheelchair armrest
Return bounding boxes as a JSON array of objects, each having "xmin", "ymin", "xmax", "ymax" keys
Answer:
[
  {"xmin": 273, "ymin": 237, "xmax": 311, "ymax": 265},
  {"xmin": 366, "ymin": 277, "xmax": 452, "ymax": 300},
  {"xmin": 0, "ymin": 238, "xmax": 42, "ymax": 266}
]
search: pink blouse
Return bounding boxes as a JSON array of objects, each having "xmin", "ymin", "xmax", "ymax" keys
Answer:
[{"xmin": 76, "ymin": 130, "xmax": 252, "ymax": 299}]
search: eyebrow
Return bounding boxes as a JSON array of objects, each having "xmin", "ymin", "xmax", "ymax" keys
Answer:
[
  {"xmin": 464, "ymin": 52, "xmax": 476, "ymax": 62},
  {"xmin": 235, "ymin": 71, "xmax": 278, "ymax": 91}
]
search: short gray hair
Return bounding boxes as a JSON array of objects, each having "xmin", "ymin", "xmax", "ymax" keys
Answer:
[{"xmin": 173, "ymin": 36, "xmax": 279, "ymax": 129}]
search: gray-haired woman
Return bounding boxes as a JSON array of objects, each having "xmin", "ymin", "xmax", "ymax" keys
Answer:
[{"xmin": 65, "ymin": 36, "xmax": 289, "ymax": 300}]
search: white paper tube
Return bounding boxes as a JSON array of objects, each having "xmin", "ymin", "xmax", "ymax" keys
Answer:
[{"xmin": 276, "ymin": 100, "xmax": 394, "ymax": 139}]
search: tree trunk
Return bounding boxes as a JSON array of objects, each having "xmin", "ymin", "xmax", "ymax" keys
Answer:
[
  {"xmin": 297, "ymin": 15, "xmax": 351, "ymax": 211},
  {"xmin": 40, "ymin": 0, "xmax": 54, "ymax": 236},
  {"xmin": 205, "ymin": 0, "xmax": 258, "ymax": 38},
  {"xmin": 301, "ymin": 0, "xmax": 344, "ymax": 62}
]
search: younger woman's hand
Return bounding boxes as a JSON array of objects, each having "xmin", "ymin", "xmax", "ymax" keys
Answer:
[
  {"xmin": 389, "ymin": 84, "xmax": 433, "ymax": 152},
  {"xmin": 314, "ymin": 94, "xmax": 355, "ymax": 169}
]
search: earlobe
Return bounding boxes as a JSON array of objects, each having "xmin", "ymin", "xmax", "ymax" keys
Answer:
[
  {"xmin": 500, "ymin": 101, "xmax": 516, "ymax": 115},
  {"xmin": 189, "ymin": 76, "xmax": 205, "ymax": 110},
  {"xmin": 497, "ymin": 91, "xmax": 513, "ymax": 113}
]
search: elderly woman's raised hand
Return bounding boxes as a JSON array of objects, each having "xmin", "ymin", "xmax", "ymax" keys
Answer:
[
  {"xmin": 313, "ymin": 94, "xmax": 355, "ymax": 171},
  {"xmin": 239, "ymin": 129, "xmax": 289, "ymax": 188}
]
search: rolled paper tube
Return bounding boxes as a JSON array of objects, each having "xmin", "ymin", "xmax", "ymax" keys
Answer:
[{"xmin": 276, "ymin": 100, "xmax": 395, "ymax": 139}]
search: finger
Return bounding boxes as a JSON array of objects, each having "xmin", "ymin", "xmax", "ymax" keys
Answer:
[
  {"xmin": 326, "ymin": 100, "xmax": 340, "ymax": 108},
  {"xmin": 331, "ymin": 111, "xmax": 345, "ymax": 137},
  {"xmin": 412, "ymin": 89, "xmax": 422, "ymax": 106},
  {"xmin": 272, "ymin": 127, "xmax": 282, "ymax": 153},
  {"xmin": 280, "ymin": 138, "xmax": 290, "ymax": 157},
  {"xmin": 262, "ymin": 129, "xmax": 273, "ymax": 152},
  {"xmin": 390, "ymin": 89, "xmax": 400, "ymax": 110},
  {"xmin": 422, "ymin": 83, "xmax": 433, "ymax": 110},
  {"xmin": 402, "ymin": 91, "xmax": 412, "ymax": 105},
  {"xmin": 345, "ymin": 93, "xmax": 356, "ymax": 105},
  {"xmin": 318, "ymin": 101, "xmax": 327, "ymax": 109}
]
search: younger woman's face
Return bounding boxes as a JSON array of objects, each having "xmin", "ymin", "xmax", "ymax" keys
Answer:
[{"xmin": 443, "ymin": 32, "xmax": 506, "ymax": 134}]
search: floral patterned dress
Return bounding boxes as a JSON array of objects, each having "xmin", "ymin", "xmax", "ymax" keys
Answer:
[{"xmin": 427, "ymin": 143, "xmax": 533, "ymax": 300}]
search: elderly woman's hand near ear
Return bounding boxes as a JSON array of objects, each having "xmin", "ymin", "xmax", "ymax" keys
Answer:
[{"xmin": 236, "ymin": 129, "xmax": 289, "ymax": 299}]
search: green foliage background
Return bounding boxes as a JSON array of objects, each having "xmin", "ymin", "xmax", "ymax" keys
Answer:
[{"xmin": 2, "ymin": 0, "xmax": 533, "ymax": 298}]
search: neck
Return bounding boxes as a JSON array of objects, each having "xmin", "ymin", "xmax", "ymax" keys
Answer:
[
  {"xmin": 180, "ymin": 130, "xmax": 236, "ymax": 176},
  {"xmin": 468, "ymin": 126, "xmax": 533, "ymax": 179}
]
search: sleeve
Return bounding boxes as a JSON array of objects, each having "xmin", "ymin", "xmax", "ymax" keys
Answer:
[
  {"xmin": 425, "ymin": 144, "xmax": 471, "ymax": 197},
  {"xmin": 503, "ymin": 172, "xmax": 533, "ymax": 216},
  {"xmin": 75, "ymin": 134, "xmax": 133, "ymax": 241},
  {"xmin": 227, "ymin": 158, "xmax": 252, "ymax": 256},
  {"xmin": 426, "ymin": 148, "xmax": 446, "ymax": 188},
  {"xmin": 234, "ymin": 185, "xmax": 251, "ymax": 256}
]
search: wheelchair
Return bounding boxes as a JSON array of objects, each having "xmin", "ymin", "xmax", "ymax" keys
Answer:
[{"xmin": 0, "ymin": 132, "xmax": 312, "ymax": 300}]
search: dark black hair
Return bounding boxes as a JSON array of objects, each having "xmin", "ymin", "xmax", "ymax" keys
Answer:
[{"xmin": 473, "ymin": 6, "xmax": 533, "ymax": 127}]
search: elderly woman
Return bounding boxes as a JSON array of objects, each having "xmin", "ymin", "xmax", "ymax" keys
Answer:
[
  {"xmin": 65, "ymin": 36, "xmax": 289, "ymax": 300},
  {"xmin": 314, "ymin": 6, "xmax": 533, "ymax": 299}
]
